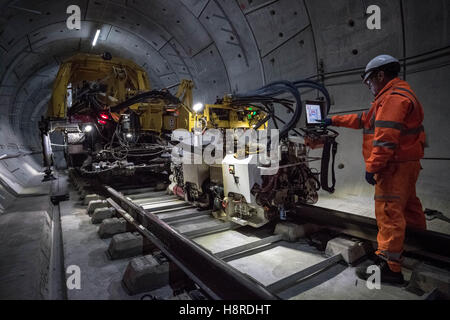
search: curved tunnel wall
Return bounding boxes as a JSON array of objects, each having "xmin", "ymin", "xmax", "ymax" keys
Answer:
[{"xmin": 0, "ymin": 0, "xmax": 449, "ymax": 234}]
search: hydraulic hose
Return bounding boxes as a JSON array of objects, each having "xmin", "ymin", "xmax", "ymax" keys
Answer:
[
  {"xmin": 236, "ymin": 80, "xmax": 331, "ymax": 138},
  {"xmin": 293, "ymin": 80, "xmax": 331, "ymax": 114},
  {"xmin": 236, "ymin": 81, "xmax": 302, "ymax": 138},
  {"xmin": 110, "ymin": 90, "xmax": 181, "ymax": 113}
]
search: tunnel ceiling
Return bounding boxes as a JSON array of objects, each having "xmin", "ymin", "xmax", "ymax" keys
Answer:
[{"xmin": 0, "ymin": 0, "xmax": 449, "ymax": 152}]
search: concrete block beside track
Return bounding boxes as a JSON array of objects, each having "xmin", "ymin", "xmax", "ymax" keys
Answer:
[
  {"xmin": 107, "ymin": 232, "xmax": 143, "ymax": 260},
  {"xmin": 83, "ymin": 194, "xmax": 102, "ymax": 205},
  {"xmin": 325, "ymin": 237, "xmax": 369, "ymax": 264},
  {"xmin": 122, "ymin": 255, "xmax": 169, "ymax": 295},
  {"xmin": 91, "ymin": 207, "xmax": 117, "ymax": 224},
  {"xmin": 87, "ymin": 200, "xmax": 109, "ymax": 216},
  {"xmin": 98, "ymin": 218, "xmax": 128, "ymax": 239}
]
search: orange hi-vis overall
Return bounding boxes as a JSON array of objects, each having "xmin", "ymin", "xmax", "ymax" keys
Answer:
[{"xmin": 332, "ymin": 78, "xmax": 427, "ymax": 272}]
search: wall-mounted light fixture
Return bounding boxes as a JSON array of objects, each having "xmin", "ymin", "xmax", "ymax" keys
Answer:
[{"xmin": 92, "ymin": 29, "xmax": 101, "ymax": 47}]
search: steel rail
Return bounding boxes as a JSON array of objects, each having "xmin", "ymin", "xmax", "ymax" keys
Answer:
[
  {"xmin": 104, "ymin": 185, "xmax": 278, "ymax": 300},
  {"xmin": 295, "ymin": 204, "xmax": 450, "ymax": 262}
]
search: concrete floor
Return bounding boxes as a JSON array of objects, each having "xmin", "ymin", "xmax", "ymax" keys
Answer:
[
  {"xmin": 194, "ymin": 229, "xmax": 264, "ymax": 254},
  {"xmin": 228, "ymin": 243, "xmax": 326, "ymax": 287},
  {"xmin": 283, "ymin": 265, "xmax": 420, "ymax": 300},
  {"xmin": 171, "ymin": 215, "xmax": 228, "ymax": 235},
  {"xmin": 59, "ymin": 189, "xmax": 172, "ymax": 300},
  {"xmin": 194, "ymin": 230, "xmax": 424, "ymax": 300},
  {"xmin": 0, "ymin": 197, "xmax": 53, "ymax": 299}
]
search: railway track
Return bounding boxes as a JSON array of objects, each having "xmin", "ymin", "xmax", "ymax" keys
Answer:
[{"xmin": 64, "ymin": 171, "xmax": 450, "ymax": 300}]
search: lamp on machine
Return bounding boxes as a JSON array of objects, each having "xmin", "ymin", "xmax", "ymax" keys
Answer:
[
  {"xmin": 99, "ymin": 113, "xmax": 110, "ymax": 120},
  {"xmin": 97, "ymin": 113, "xmax": 109, "ymax": 125},
  {"xmin": 83, "ymin": 124, "xmax": 94, "ymax": 133},
  {"xmin": 92, "ymin": 29, "xmax": 101, "ymax": 47},
  {"xmin": 193, "ymin": 103, "xmax": 204, "ymax": 113}
]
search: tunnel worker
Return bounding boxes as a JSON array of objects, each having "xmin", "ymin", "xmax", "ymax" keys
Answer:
[{"xmin": 324, "ymin": 54, "xmax": 427, "ymax": 284}]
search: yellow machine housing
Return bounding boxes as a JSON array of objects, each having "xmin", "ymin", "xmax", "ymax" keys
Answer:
[
  {"xmin": 188, "ymin": 96, "xmax": 268, "ymax": 132},
  {"xmin": 47, "ymin": 53, "xmax": 149, "ymax": 118},
  {"xmin": 46, "ymin": 53, "xmax": 191, "ymax": 133}
]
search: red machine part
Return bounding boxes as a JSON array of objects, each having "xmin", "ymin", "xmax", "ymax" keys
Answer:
[
  {"xmin": 173, "ymin": 185, "xmax": 185, "ymax": 198},
  {"xmin": 304, "ymin": 136, "xmax": 326, "ymax": 150},
  {"xmin": 99, "ymin": 113, "xmax": 110, "ymax": 120}
]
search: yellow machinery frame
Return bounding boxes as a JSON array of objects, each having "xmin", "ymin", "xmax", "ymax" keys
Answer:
[
  {"xmin": 46, "ymin": 53, "xmax": 194, "ymax": 133},
  {"xmin": 47, "ymin": 53, "xmax": 264, "ymax": 133},
  {"xmin": 47, "ymin": 53, "xmax": 150, "ymax": 119},
  {"xmin": 188, "ymin": 96, "xmax": 268, "ymax": 132}
]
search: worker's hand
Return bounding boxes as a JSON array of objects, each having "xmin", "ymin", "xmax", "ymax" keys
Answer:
[
  {"xmin": 365, "ymin": 171, "xmax": 377, "ymax": 185},
  {"xmin": 317, "ymin": 118, "xmax": 333, "ymax": 127}
]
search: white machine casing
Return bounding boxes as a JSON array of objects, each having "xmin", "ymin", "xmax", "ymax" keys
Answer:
[{"xmin": 222, "ymin": 154, "xmax": 262, "ymax": 204}]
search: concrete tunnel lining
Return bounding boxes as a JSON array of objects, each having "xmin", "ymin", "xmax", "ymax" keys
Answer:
[{"xmin": 0, "ymin": 0, "xmax": 449, "ymax": 236}]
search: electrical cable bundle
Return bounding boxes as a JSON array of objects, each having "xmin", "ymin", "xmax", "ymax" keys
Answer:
[
  {"xmin": 233, "ymin": 80, "xmax": 331, "ymax": 139},
  {"xmin": 109, "ymin": 90, "xmax": 181, "ymax": 113}
]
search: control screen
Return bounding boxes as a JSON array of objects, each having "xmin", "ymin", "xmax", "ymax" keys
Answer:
[{"xmin": 306, "ymin": 103, "xmax": 323, "ymax": 125}]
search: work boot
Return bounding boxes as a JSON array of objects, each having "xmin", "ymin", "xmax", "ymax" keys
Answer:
[{"xmin": 355, "ymin": 256, "xmax": 405, "ymax": 285}]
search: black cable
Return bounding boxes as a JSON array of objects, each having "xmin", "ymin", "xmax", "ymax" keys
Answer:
[
  {"xmin": 236, "ymin": 80, "xmax": 332, "ymax": 138},
  {"xmin": 109, "ymin": 90, "xmax": 180, "ymax": 113},
  {"xmin": 236, "ymin": 81, "xmax": 303, "ymax": 138}
]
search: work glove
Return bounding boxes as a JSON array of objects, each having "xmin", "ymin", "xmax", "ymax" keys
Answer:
[{"xmin": 365, "ymin": 171, "xmax": 377, "ymax": 185}]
